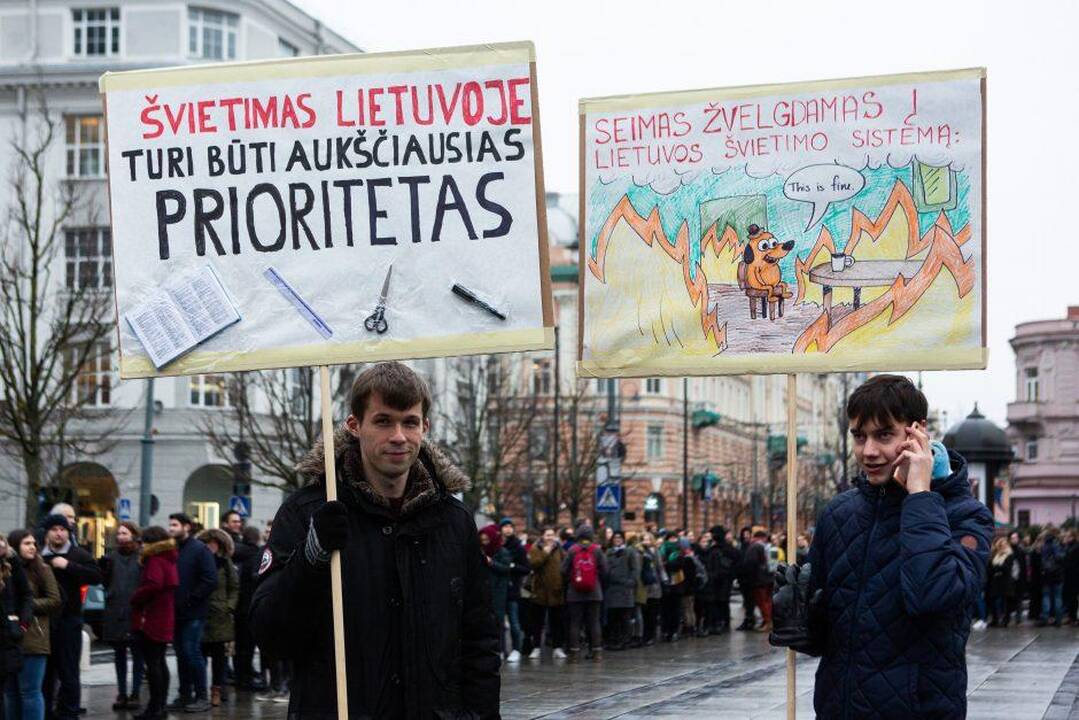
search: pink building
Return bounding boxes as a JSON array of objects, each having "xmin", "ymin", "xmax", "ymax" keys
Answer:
[{"xmin": 1006, "ymin": 307, "xmax": 1079, "ymax": 528}]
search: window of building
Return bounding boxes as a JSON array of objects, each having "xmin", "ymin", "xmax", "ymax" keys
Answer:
[
  {"xmin": 1017, "ymin": 509, "xmax": 1030, "ymax": 529},
  {"xmin": 190, "ymin": 374, "xmax": 231, "ymax": 407},
  {"xmin": 65, "ymin": 115, "xmax": 105, "ymax": 178},
  {"xmin": 645, "ymin": 378, "xmax": 662, "ymax": 395},
  {"xmin": 646, "ymin": 424, "xmax": 663, "ymax": 460},
  {"xmin": 64, "ymin": 341, "xmax": 113, "ymax": 406},
  {"xmin": 532, "ymin": 360, "xmax": 552, "ymax": 395},
  {"xmin": 278, "ymin": 38, "xmax": 299, "ymax": 57},
  {"xmin": 1025, "ymin": 437, "xmax": 1038, "ymax": 461},
  {"xmin": 188, "ymin": 8, "xmax": 238, "ymax": 60},
  {"xmin": 1024, "ymin": 367, "xmax": 1039, "ymax": 402},
  {"xmin": 596, "ymin": 378, "xmax": 609, "ymax": 394},
  {"xmin": 64, "ymin": 228, "xmax": 112, "ymax": 290},
  {"xmin": 73, "ymin": 7, "xmax": 120, "ymax": 57},
  {"xmin": 643, "ymin": 491, "xmax": 664, "ymax": 526}
]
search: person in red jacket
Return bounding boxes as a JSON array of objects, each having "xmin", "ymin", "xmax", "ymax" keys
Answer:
[{"xmin": 129, "ymin": 526, "xmax": 179, "ymax": 720}]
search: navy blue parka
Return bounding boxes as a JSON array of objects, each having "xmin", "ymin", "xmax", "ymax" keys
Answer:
[{"xmin": 803, "ymin": 449, "xmax": 992, "ymax": 720}]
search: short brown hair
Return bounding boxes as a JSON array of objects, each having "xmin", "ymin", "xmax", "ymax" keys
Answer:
[
  {"xmin": 349, "ymin": 362, "xmax": 432, "ymax": 421},
  {"xmin": 118, "ymin": 521, "xmax": 141, "ymax": 540},
  {"xmin": 847, "ymin": 374, "xmax": 927, "ymax": 430}
]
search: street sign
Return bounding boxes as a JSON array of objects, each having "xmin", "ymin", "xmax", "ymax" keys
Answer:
[
  {"xmin": 228, "ymin": 495, "xmax": 252, "ymax": 518},
  {"xmin": 595, "ymin": 484, "xmax": 621, "ymax": 513},
  {"xmin": 118, "ymin": 498, "xmax": 132, "ymax": 521}
]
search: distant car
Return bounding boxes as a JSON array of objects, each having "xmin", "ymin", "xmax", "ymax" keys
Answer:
[{"xmin": 82, "ymin": 584, "xmax": 105, "ymax": 639}]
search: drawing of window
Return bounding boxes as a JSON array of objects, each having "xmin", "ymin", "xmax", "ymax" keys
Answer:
[
  {"xmin": 190, "ymin": 374, "xmax": 231, "ymax": 407},
  {"xmin": 65, "ymin": 115, "xmax": 105, "ymax": 178},
  {"xmin": 645, "ymin": 378, "xmax": 662, "ymax": 395},
  {"xmin": 911, "ymin": 160, "xmax": 957, "ymax": 213},
  {"xmin": 646, "ymin": 425, "xmax": 663, "ymax": 460},
  {"xmin": 73, "ymin": 8, "xmax": 120, "ymax": 57},
  {"xmin": 64, "ymin": 228, "xmax": 112, "ymax": 290},
  {"xmin": 1024, "ymin": 368, "xmax": 1039, "ymax": 402},
  {"xmin": 189, "ymin": 8, "xmax": 237, "ymax": 60}
]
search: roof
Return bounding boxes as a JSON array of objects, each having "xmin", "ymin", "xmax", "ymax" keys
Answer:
[{"xmin": 942, "ymin": 405, "xmax": 1013, "ymax": 462}]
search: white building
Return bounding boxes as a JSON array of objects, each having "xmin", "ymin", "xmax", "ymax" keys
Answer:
[{"xmin": 0, "ymin": 0, "xmax": 358, "ymax": 554}]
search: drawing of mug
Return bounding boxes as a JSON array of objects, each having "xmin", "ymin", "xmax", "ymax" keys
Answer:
[{"xmin": 831, "ymin": 253, "xmax": 855, "ymax": 272}]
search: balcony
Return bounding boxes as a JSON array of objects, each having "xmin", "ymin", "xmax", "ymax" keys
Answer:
[{"xmin": 1007, "ymin": 401, "xmax": 1040, "ymax": 424}]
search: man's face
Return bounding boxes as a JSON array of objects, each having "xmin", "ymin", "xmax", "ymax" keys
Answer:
[
  {"xmin": 226, "ymin": 514, "xmax": 243, "ymax": 534},
  {"xmin": 346, "ymin": 394, "xmax": 428, "ymax": 482},
  {"xmin": 851, "ymin": 415, "xmax": 911, "ymax": 486},
  {"xmin": 168, "ymin": 519, "xmax": 189, "ymax": 541},
  {"xmin": 500, "ymin": 523, "xmax": 514, "ymax": 539},
  {"xmin": 612, "ymin": 534, "xmax": 624, "ymax": 548},
  {"xmin": 46, "ymin": 525, "xmax": 68, "ymax": 548}
]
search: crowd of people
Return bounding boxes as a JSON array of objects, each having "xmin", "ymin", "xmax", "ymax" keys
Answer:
[
  {"xmin": 0, "ymin": 504, "xmax": 289, "ymax": 720},
  {"xmin": 478, "ymin": 517, "xmax": 811, "ymax": 662}
]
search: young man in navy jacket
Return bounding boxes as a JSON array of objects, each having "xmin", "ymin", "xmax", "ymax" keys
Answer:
[{"xmin": 771, "ymin": 374, "xmax": 992, "ymax": 720}]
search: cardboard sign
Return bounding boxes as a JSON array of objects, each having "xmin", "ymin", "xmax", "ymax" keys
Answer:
[
  {"xmin": 578, "ymin": 68, "xmax": 985, "ymax": 377},
  {"xmin": 101, "ymin": 42, "xmax": 553, "ymax": 378}
]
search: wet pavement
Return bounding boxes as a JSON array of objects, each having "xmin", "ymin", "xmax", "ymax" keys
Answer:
[{"xmin": 82, "ymin": 614, "xmax": 1079, "ymax": 719}]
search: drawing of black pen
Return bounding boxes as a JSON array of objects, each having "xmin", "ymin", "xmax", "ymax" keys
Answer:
[{"xmin": 451, "ymin": 283, "xmax": 507, "ymax": 321}]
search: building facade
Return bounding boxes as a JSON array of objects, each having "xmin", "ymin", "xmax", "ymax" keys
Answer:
[
  {"xmin": 0, "ymin": 0, "xmax": 358, "ymax": 554},
  {"xmin": 1006, "ymin": 306, "xmax": 1079, "ymax": 528}
]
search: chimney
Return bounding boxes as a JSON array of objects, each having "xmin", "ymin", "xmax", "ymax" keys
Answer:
[{"xmin": 1069, "ymin": 306, "xmax": 1079, "ymax": 321}]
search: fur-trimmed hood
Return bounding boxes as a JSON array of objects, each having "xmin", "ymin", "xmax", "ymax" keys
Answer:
[
  {"xmin": 140, "ymin": 538, "xmax": 177, "ymax": 563},
  {"xmin": 295, "ymin": 423, "xmax": 470, "ymax": 505},
  {"xmin": 197, "ymin": 528, "xmax": 234, "ymax": 558}
]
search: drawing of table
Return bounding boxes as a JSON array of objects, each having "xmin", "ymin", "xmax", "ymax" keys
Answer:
[{"xmin": 809, "ymin": 260, "xmax": 924, "ymax": 328}]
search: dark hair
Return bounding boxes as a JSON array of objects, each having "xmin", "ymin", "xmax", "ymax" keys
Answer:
[
  {"xmin": 222, "ymin": 510, "xmax": 241, "ymax": 524},
  {"xmin": 846, "ymin": 374, "xmax": 928, "ymax": 430},
  {"xmin": 168, "ymin": 512, "xmax": 194, "ymax": 527},
  {"xmin": 753, "ymin": 529, "xmax": 768, "ymax": 539},
  {"xmin": 349, "ymin": 361, "xmax": 432, "ymax": 421},
  {"xmin": 242, "ymin": 526, "xmax": 261, "ymax": 545},
  {"xmin": 141, "ymin": 526, "xmax": 169, "ymax": 544},
  {"xmin": 7, "ymin": 529, "xmax": 47, "ymax": 588},
  {"xmin": 117, "ymin": 521, "xmax": 141, "ymax": 540}
]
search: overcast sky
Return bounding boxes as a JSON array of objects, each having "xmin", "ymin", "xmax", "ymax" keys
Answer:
[{"xmin": 293, "ymin": 0, "xmax": 1077, "ymax": 430}]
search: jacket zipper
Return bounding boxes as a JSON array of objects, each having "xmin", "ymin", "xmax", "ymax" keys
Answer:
[{"xmin": 843, "ymin": 485, "xmax": 884, "ymax": 720}]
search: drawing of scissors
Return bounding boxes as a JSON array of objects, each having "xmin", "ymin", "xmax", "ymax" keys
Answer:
[{"xmin": 364, "ymin": 264, "xmax": 393, "ymax": 334}]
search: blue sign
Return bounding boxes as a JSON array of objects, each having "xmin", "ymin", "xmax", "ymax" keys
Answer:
[
  {"xmin": 228, "ymin": 495, "xmax": 251, "ymax": 518},
  {"xmin": 118, "ymin": 498, "xmax": 132, "ymax": 521},
  {"xmin": 595, "ymin": 484, "xmax": 621, "ymax": 513}
]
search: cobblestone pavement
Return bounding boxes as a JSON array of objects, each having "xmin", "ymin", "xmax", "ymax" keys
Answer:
[{"xmin": 81, "ymin": 619, "xmax": 1079, "ymax": 719}]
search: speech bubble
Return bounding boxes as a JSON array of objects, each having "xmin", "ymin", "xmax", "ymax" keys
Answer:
[{"xmin": 783, "ymin": 164, "xmax": 866, "ymax": 231}]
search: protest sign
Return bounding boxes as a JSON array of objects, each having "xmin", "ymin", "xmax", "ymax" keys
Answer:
[
  {"xmin": 101, "ymin": 41, "xmax": 553, "ymax": 379},
  {"xmin": 578, "ymin": 68, "xmax": 986, "ymax": 377}
]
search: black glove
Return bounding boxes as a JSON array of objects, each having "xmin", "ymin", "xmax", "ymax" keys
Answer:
[
  {"xmin": 304, "ymin": 500, "xmax": 349, "ymax": 566},
  {"xmin": 768, "ymin": 562, "xmax": 823, "ymax": 652}
]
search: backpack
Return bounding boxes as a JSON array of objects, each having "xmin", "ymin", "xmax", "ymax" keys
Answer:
[
  {"xmin": 691, "ymin": 554, "xmax": 709, "ymax": 591},
  {"xmin": 1042, "ymin": 545, "xmax": 1060, "ymax": 578},
  {"xmin": 641, "ymin": 552, "xmax": 657, "ymax": 586},
  {"xmin": 570, "ymin": 545, "xmax": 599, "ymax": 594},
  {"xmin": 766, "ymin": 544, "xmax": 780, "ymax": 573}
]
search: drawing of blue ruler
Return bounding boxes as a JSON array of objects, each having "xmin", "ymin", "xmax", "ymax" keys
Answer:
[{"xmin": 262, "ymin": 267, "xmax": 334, "ymax": 340}]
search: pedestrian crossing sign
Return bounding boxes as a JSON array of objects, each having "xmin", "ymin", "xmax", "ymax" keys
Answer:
[
  {"xmin": 229, "ymin": 495, "xmax": 251, "ymax": 518},
  {"xmin": 595, "ymin": 484, "xmax": 621, "ymax": 512}
]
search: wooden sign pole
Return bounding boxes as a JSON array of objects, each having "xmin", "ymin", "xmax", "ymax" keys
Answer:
[
  {"xmin": 786, "ymin": 373, "xmax": 798, "ymax": 719},
  {"xmin": 319, "ymin": 366, "xmax": 349, "ymax": 720}
]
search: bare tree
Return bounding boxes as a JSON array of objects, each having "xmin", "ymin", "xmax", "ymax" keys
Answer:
[
  {"xmin": 435, "ymin": 355, "xmax": 538, "ymax": 518},
  {"xmin": 554, "ymin": 380, "xmax": 605, "ymax": 522},
  {"xmin": 199, "ymin": 365, "xmax": 358, "ymax": 493},
  {"xmin": 0, "ymin": 94, "xmax": 122, "ymax": 524}
]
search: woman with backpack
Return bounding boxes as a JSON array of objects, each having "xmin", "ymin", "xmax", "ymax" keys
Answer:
[
  {"xmin": 196, "ymin": 529, "xmax": 239, "ymax": 707},
  {"xmin": 987, "ymin": 536, "xmax": 1018, "ymax": 627},
  {"xmin": 560, "ymin": 525, "xmax": 607, "ymax": 661},
  {"xmin": 5, "ymin": 529, "xmax": 60, "ymax": 720}
]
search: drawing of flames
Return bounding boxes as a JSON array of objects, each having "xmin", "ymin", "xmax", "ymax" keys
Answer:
[{"xmin": 586, "ymin": 180, "xmax": 976, "ymax": 361}]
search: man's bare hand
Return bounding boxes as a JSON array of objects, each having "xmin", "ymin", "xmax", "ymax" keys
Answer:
[{"xmin": 891, "ymin": 422, "xmax": 933, "ymax": 494}]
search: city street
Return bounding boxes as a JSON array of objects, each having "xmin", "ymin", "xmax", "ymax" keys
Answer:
[{"xmin": 81, "ymin": 618, "xmax": 1079, "ymax": 719}]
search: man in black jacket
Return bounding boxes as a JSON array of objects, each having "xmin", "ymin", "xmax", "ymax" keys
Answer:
[
  {"xmin": 41, "ymin": 513, "xmax": 103, "ymax": 720},
  {"xmin": 168, "ymin": 512, "xmax": 218, "ymax": 712},
  {"xmin": 251, "ymin": 362, "xmax": 501, "ymax": 719}
]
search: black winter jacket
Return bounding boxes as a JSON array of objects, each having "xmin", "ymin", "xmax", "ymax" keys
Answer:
[
  {"xmin": 41, "ymin": 542, "xmax": 102, "ymax": 618},
  {"xmin": 251, "ymin": 428, "xmax": 501, "ymax": 720},
  {"xmin": 174, "ymin": 536, "xmax": 218, "ymax": 623},
  {"xmin": 802, "ymin": 450, "xmax": 992, "ymax": 720}
]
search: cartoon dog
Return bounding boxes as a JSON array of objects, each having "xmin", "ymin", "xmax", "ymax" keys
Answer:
[{"xmin": 742, "ymin": 224, "xmax": 794, "ymax": 300}]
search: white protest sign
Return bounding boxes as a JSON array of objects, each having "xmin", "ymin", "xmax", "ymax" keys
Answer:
[{"xmin": 101, "ymin": 42, "xmax": 553, "ymax": 378}]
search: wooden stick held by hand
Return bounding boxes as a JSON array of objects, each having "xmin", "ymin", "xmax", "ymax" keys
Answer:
[{"xmin": 319, "ymin": 366, "xmax": 349, "ymax": 720}]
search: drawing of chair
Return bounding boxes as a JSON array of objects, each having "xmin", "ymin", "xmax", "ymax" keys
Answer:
[{"xmin": 737, "ymin": 261, "xmax": 784, "ymax": 321}]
